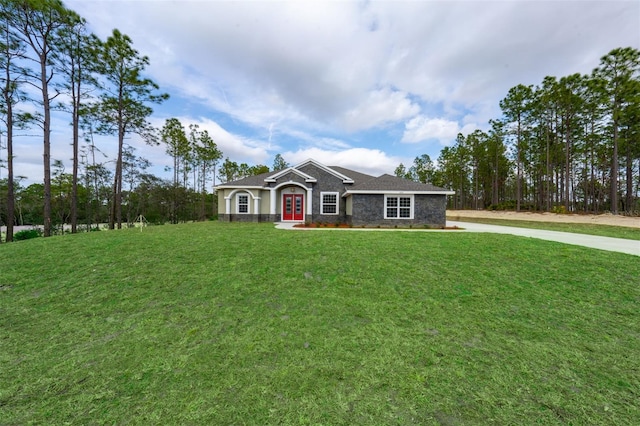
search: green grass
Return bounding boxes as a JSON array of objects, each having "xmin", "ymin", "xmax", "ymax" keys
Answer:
[
  {"xmin": 447, "ymin": 216, "xmax": 640, "ymax": 240},
  {"xmin": 1, "ymin": 222, "xmax": 639, "ymax": 424}
]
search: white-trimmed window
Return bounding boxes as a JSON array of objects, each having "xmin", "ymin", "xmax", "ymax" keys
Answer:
[
  {"xmin": 237, "ymin": 193, "xmax": 249, "ymax": 214},
  {"xmin": 384, "ymin": 195, "xmax": 413, "ymax": 219},
  {"xmin": 321, "ymin": 192, "xmax": 339, "ymax": 215}
]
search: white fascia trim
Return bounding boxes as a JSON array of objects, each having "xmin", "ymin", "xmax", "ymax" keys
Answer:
[
  {"xmin": 292, "ymin": 158, "xmax": 355, "ymax": 184},
  {"xmin": 216, "ymin": 185, "xmax": 264, "ymax": 191},
  {"xmin": 223, "ymin": 189, "xmax": 262, "ymax": 200},
  {"xmin": 264, "ymin": 167, "xmax": 317, "ymax": 183},
  {"xmin": 344, "ymin": 190, "xmax": 456, "ymax": 196}
]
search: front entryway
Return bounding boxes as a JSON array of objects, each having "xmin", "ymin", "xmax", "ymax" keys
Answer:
[{"xmin": 282, "ymin": 193, "xmax": 304, "ymax": 221}]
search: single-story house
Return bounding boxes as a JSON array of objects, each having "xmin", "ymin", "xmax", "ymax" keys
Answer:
[{"xmin": 215, "ymin": 158, "xmax": 454, "ymax": 227}]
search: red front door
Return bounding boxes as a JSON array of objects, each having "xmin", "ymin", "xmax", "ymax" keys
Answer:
[{"xmin": 283, "ymin": 194, "xmax": 304, "ymax": 221}]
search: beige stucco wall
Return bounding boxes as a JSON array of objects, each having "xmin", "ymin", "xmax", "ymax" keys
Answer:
[
  {"xmin": 217, "ymin": 188, "xmax": 266, "ymax": 215},
  {"xmin": 217, "ymin": 189, "xmax": 229, "ymax": 215},
  {"xmin": 259, "ymin": 189, "xmax": 271, "ymax": 215},
  {"xmin": 218, "ymin": 184, "xmax": 312, "ymax": 218}
]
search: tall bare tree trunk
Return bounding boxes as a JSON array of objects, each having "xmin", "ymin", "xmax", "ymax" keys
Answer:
[
  {"xmin": 71, "ymin": 77, "xmax": 79, "ymax": 233},
  {"xmin": 6, "ymin": 108, "xmax": 14, "ymax": 242},
  {"xmin": 41, "ymin": 57, "xmax": 52, "ymax": 236},
  {"xmin": 516, "ymin": 118, "xmax": 521, "ymax": 212},
  {"xmin": 611, "ymin": 124, "xmax": 619, "ymax": 214},
  {"xmin": 564, "ymin": 119, "xmax": 571, "ymax": 212},
  {"xmin": 625, "ymin": 135, "xmax": 633, "ymax": 214}
]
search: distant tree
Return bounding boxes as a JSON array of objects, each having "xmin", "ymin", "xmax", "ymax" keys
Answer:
[
  {"xmin": 427, "ymin": 47, "xmax": 639, "ymax": 214},
  {"xmin": 219, "ymin": 158, "xmax": 239, "ymax": 183},
  {"xmin": 161, "ymin": 118, "xmax": 188, "ymax": 223},
  {"xmin": 249, "ymin": 164, "xmax": 269, "ymax": 175},
  {"xmin": 197, "ymin": 129, "xmax": 222, "ymax": 190},
  {"xmin": 434, "ymin": 147, "xmax": 456, "ymax": 207},
  {"xmin": 593, "ymin": 47, "xmax": 640, "ymax": 214},
  {"xmin": 500, "ymin": 84, "xmax": 534, "ymax": 211},
  {"xmin": 53, "ymin": 11, "xmax": 99, "ymax": 233},
  {"xmin": 555, "ymin": 73, "xmax": 586, "ymax": 211},
  {"xmin": 619, "ymin": 79, "xmax": 640, "ymax": 213},
  {"xmin": 218, "ymin": 159, "xmax": 267, "ymax": 183},
  {"xmin": 18, "ymin": 183, "xmax": 44, "ymax": 225},
  {"xmin": 394, "ymin": 163, "xmax": 412, "ymax": 180},
  {"xmin": 127, "ymin": 173, "xmax": 166, "ymax": 224},
  {"xmin": 0, "ymin": 177, "xmax": 27, "ymax": 230},
  {"xmin": 51, "ymin": 159, "xmax": 72, "ymax": 227},
  {"xmin": 485, "ymin": 120, "xmax": 510, "ymax": 207},
  {"xmin": 409, "ymin": 154, "xmax": 435, "ymax": 184},
  {"xmin": 0, "ymin": 0, "xmax": 30, "ymax": 242},
  {"xmin": 8, "ymin": 0, "xmax": 71, "ymax": 236},
  {"xmin": 91, "ymin": 29, "xmax": 168, "ymax": 229},
  {"xmin": 189, "ymin": 124, "xmax": 222, "ymax": 219},
  {"xmin": 82, "ymin": 160, "xmax": 111, "ymax": 227},
  {"xmin": 435, "ymin": 135, "xmax": 472, "ymax": 209},
  {"xmin": 272, "ymin": 153, "xmax": 289, "ymax": 171},
  {"xmin": 464, "ymin": 130, "xmax": 488, "ymax": 210},
  {"xmin": 161, "ymin": 118, "xmax": 188, "ymax": 188},
  {"xmin": 121, "ymin": 145, "xmax": 150, "ymax": 224},
  {"xmin": 238, "ymin": 162, "xmax": 250, "ymax": 179}
]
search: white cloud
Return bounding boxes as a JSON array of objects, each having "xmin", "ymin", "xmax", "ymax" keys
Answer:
[
  {"xmin": 173, "ymin": 117, "xmax": 271, "ymax": 166},
  {"xmin": 341, "ymin": 88, "xmax": 420, "ymax": 132},
  {"xmin": 66, "ymin": 0, "xmax": 639, "ymax": 132},
  {"xmin": 65, "ymin": 1, "xmax": 640, "ymax": 106},
  {"xmin": 30, "ymin": 0, "xmax": 639, "ymax": 183},
  {"xmin": 401, "ymin": 116, "xmax": 477, "ymax": 145},
  {"xmin": 283, "ymin": 147, "xmax": 406, "ymax": 177},
  {"xmin": 280, "ymin": 128, "xmax": 351, "ymax": 151}
]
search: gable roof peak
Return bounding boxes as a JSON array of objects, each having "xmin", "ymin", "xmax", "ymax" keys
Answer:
[
  {"xmin": 264, "ymin": 165, "xmax": 317, "ymax": 183},
  {"xmin": 291, "ymin": 158, "xmax": 355, "ymax": 184}
]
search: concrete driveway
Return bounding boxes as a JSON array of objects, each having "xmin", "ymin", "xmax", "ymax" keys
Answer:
[
  {"xmin": 447, "ymin": 221, "xmax": 639, "ymax": 257},
  {"xmin": 276, "ymin": 221, "xmax": 639, "ymax": 256}
]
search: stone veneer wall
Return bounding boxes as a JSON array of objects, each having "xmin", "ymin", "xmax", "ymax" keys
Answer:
[
  {"xmin": 298, "ymin": 163, "xmax": 349, "ymax": 224},
  {"xmin": 219, "ymin": 214, "xmax": 278, "ymax": 223},
  {"xmin": 350, "ymin": 194, "xmax": 447, "ymax": 227},
  {"xmin": 219, "ymin": 194, "xmax": 446, "ymax": 226}
]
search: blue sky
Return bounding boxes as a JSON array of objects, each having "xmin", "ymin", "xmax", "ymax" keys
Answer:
[{"xmin": 6, "ymin": 0, "xmax": 639, "ymax": 185}]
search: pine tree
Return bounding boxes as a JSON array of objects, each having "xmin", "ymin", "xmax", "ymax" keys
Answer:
[{"xmin": 91, "ymin": 29, "xmax": 168, "ymax": 228}]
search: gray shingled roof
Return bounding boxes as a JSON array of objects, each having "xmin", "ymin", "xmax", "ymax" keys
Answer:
[
  {"xmin": 328, "ymin": 166, "xmax": 375, "ymax": 185},
  {"xmin": 219, "ymin": 164, "xmax": 373, "ymax": 187},
  {"xmin": 349, "ymin": 174, "xmax": 450, "ymax": 192},
  {"xmin": 218, "ymin": 164, "xmax": 450, "ymax": 193},
  {"xmin": 220, "ymin": 170, "xmax": 276, "ymax": 187}
]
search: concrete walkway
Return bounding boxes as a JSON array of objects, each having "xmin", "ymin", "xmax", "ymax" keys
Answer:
[{"xmin": 275, "ymin": 221, "xmax": 640, "ymax": 257}]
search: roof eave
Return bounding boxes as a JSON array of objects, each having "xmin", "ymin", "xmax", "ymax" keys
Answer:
[
  {"xmin": 344, "ymin": 190, "xmax": 456, "ymax": 196},
  {"xmin": 215, "ymin": 185, "xmax": 266, "ymax": 190}
]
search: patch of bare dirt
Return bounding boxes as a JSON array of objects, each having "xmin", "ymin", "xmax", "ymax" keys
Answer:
[{"xmin": 447, "ymin": 210, "xmax": 640, "ymax": 229}]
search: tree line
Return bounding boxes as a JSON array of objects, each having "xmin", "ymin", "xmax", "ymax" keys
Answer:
[
  {"xmin": 396, "ymin": 47, "xmax": 639, "ymax": 215},
  {"xmin": 0, "ymin": 1, "xmax": 300, "ymax": 243},
  {"xmin": 0, "ymin": 1, "xmax": 285, "ymax": 242},
  {"xmin": 0, "ymin": 146, "xmax": 289, "ymax": 235},
  {"xmin": 0, "ymin": 0, "xmax": 171, "ymax": 241}
]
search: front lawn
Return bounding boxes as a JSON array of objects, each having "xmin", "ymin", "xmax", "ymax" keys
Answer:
[{"xmin": 1, "ymin": 222, "xmax": 638, "ymax": 424}]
